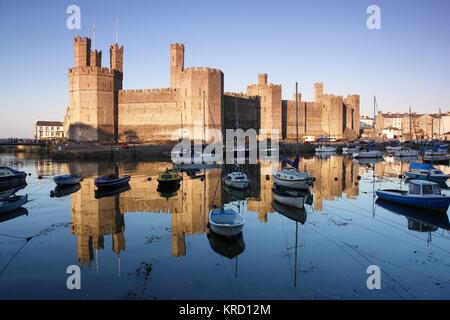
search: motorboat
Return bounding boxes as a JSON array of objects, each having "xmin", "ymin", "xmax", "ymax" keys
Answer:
[
  {"xmin": 271, "ymin": 184, "xmax": 312, "ymax": 209},
  {"xmin": 0, "ymin": 195, "xmax": 28, "ymax": 214},
  {"xmin": 209, "ymin": 207, "xmax": 245, "ymax": 237},
  {"xmin": 53, "ymin": 174, "xmax": 82, "ymax": 186},
  {"xmin": 386, "ymin": 146, "xmax": 402, "ymax": 155},
  {"xmin": 94, "ymin": 173, "xmax": 131, "ymax": 188},
  {"xmin": 375, "ymin": 180, "xmax": 450, "ymax": 211},
  {"xmin": 0, "ymin": 166, "xmax": 27, "ymax": 187},
  {"xmin": 404, "ymin": 162, "xmax": 448, "ymax": 183},
  {"xmin": 342, "ymin": 144, "xmax": 360, "ymax": 154},
  {"xmin": 395, "ymin": 147, "xmax": 419, "ymax": 158},
  {"xmin": 223, "ymin": 171, "xmax": 250, "ymax": 190},
  {"xmin": 423, "ymin": 149, "xmax": 449, "ymax": 164},
  {"xmin": 315, "ymin": 145, "xmax": 337, "ymax": 153},
  {"xmin": 157, "ymin": 168, "xmax": 181, "ymax": 188},
  {"xmin": 352, "ymin": 149, "xmax": 384, "ymax": 159}
]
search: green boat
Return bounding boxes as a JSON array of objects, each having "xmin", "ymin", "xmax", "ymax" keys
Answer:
[{"xmin": 157, "ymin": 168, "xmax": 181, "ymax": 187}]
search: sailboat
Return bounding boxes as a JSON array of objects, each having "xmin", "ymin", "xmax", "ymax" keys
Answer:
[
  {"xmin": 272, "ymin": 83, "xmax": 314, "ymax": 190},
  {"xmin": 353, "ymin": 97, "xmax": 384, "ymax": 159}
]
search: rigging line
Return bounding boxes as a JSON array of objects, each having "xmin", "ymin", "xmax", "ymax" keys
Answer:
[
  {"xmin": 343, "ymin": 243, "xmax": 418, "ymax": 300},
  {"xmin": 0, "ymin": 239, "xmax": 30, "ymax": 276},
  {"xmin": 347, "ymin": 243, "xmax": 450, "ymax": 286},
  {"xmin": 26, "ymin": 179, "xmax": 54, "ymax": 195},
  {"xmin": 324, "ymin": 205, "xmax": 450, "ymax": 258},
  {"xmin": 309, "ymin": 223, "xmax": 406, "ymax": 300},
  {"xmin": 220, "ymin": 255, "xmax": 236, "ymax": 300},
  {"xmin": 0, "ymin": 233, "xmax": 30, "ymax": 240},
  {"xmin": 324, "ymin": 204, "xmax": 450, "ymax": 257},
  {"xmin": 279, "ymin": 214, "xmax": 295, "ymax": 284}
]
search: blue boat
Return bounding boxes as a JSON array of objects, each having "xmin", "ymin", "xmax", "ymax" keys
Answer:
[
  {"xmin": 0, "ymin": 167, "xmax": 27, "ymax": 187},
  {"xmin": 94, "ymin": 173, "xmax": 131, "ymax": 188},
  {"xmin": 53, "ymin": 174, "xmax": 82, "ymax": 186},
  {"xmin": 376, "ymin": 180, "xmax": 450, "ymax": 212},
  {"xmin": 404, "ymin": 162, "xmax": 448, "ymax": 183}
]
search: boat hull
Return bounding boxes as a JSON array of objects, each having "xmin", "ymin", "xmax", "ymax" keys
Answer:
[
  {"xmin": 210, "ymin": 224, "xmax": 244, "ymax": 237},
  {"xmin": 53, "ymin": 175, "xmax": 81, "ymax": 186},
  {"xmin": 272, "ymin": 193, "xmax": 305, "ymax": 208},
  {"xmin": 272, "ymin": 175, "xmax": 313, "ymax": 190},
  {"xmin": 404, "ymin": 172, "xmax": 448, "ymax": 183},
  {"xmin": 353, "ymin": 151, "xmax": 384, "ymax": 158},
  {"xmin": 95, "ymin": 175, "xmax": 131, "ymax": 188},
  {"xmin": 376, "ymin": 190, "xmax": 450, "ymax": 211}
]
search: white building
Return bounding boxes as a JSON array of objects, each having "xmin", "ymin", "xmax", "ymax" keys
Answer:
[
  {"xmin": 359, "ymin": 115, "xmax": 374, "ymax": 129},
  {"xmin": 35, "ymin": 121, "xmax": 64, "ymax": 140}
]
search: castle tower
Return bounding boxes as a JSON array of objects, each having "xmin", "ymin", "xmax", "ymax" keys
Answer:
[
  {"xmin": 90, "ymin": 50, "xmax": 102, "ymax": 67},
  {"xmin": 65, "ymin": 36, "xmax": 123, "ymax": 142},
  {"xmin": 247, "ymin": 73, "xmax": 282, "ymax": 139},
  {"xmin": 314, "ymin": 82, "xmax": 323, "ymax": 102},
  {"xmin": 110, "ymin": 43, "xmax": 123, "ymax": 73},
  {"xmin": 170, "ymin": 43, "xmax": 184, "ymax": 88},
  {"xmin": 74, "ymin": 37, "xmax": 91, "ymax": 67}
]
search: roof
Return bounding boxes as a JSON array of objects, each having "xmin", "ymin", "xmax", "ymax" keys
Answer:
[
  {"xmin": 409, "ymin": 180, "xmax": 438, "ymax": 185},
  {"xmin": 36, "ymin": 121, "xmax": 63, "ymax": 126}
]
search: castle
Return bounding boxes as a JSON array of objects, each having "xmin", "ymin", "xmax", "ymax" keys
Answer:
[{"xmin": 64, "ymin": 37, "xmax": 360, "ymax": 143}]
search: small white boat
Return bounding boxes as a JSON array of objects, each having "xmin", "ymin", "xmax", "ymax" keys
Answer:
[
  {"xmin": 272, "ymin": 167, "xmax": 314, "ymax": 190},
  {"xmin": 0, "ymin": 195, "xmax": 28, "ymax": 214},
  {"xmin": 386, "ymin": 146, "xmax": 402, "ymax": 155},
  {"xmin": 353, "ymin": 150, "xmax": 384, "ymax": 159},
  {"xmin": 342, "ymin": 145, "xmax": 360, "ymax": 154},
  {"xmin": 223, "ymin": 172, "xmax": 250, "ymax": 190},
  {"xmin": 394, "ymin": 147, "xmax": 419, "ymax": 158},
  {"xmin": 53, "ymin": 174, "xmax": 81, "ymax": 186},
  {"xmin": 209, "ymin": 208, "xmax": 245, "ymax": 237},
  {"xmin": 272, "ymin": 185, "xmax": 307, "ymax": 209},
  {"xmin": 423, "ymin": 150, "xmax": 449, "ymax": 164},
  {"xmin": 315, "ymin": 145, "xmax": 337, "ymax": 153}
]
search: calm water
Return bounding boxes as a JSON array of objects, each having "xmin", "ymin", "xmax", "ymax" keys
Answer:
[{"xmin": 0, "ymin": 152, "xmax": 450, "ymax": 300}]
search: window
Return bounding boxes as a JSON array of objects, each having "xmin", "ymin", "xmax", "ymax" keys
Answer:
[
  {"xmin": 433, "ymin": 185, "xmax": 441, "ymax": 195},
  {"xmin": 409, "ymin": 183, "xmax": 421, "ymax": 195},
  {"xmin": 422, "ymin": 185, "xmax": 433, "ymax": 195}
]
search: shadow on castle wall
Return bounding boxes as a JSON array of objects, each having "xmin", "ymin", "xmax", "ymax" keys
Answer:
[{"xmin": 67, "ymin": 123, "xmax": 115, "ymax": 143}]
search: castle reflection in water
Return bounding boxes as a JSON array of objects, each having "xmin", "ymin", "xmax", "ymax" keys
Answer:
[{"xmin": 35, "ymin": 155, "xmax": 447, "ymax": 267}]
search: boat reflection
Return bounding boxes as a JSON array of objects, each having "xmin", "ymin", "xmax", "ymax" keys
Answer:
[
  {"xmin": 376, "ymin": 198, "xmax": 450, "ymax": 232},
  {"xmin": 157, "ymin": 182, "xmax": 181, "ymax": 200},
  {"xmin": 50, "ymin": 183, "xmax": 81, "ymax": 198},
  {"xmin": 95, "ymin": 184, "xmax": 131, "ymax": 199},
  {"xmin": 272, "ymin": 201, "xmax": 307, "ymax": 224},
  {"xmin": 0, "ymin": 181, "xmax": 27, "ymax": 199},
  {"xmin": 0, "ymin": 207, "xmax": 28, "ymax": 223},
  {"xmin": 207, "ymin": 231, "xmax": 245, "ymax": 259}
]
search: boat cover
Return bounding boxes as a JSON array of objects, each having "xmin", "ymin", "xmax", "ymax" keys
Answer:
[{"xmin": 409, "ymin": 162, "xmax": 434, "ymax": 170}]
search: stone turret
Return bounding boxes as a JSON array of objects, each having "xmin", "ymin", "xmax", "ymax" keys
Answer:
[
  {"xmin": 110, "ymin": 43, "xmax": 123, "ymax": 73},
  {"xmin": 170, "ymin": 43, "xmax": 185, "ymax": 88},
  {"xmin": 74, "ymin": 37, "xmax": 91, "ymax": 67}
]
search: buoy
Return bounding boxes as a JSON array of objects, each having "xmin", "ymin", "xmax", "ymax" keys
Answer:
[
  {"xmin": 265, "ymin": 175, "xmax": 270, "ymax": 180},
  {"xmin": 38, "ymin": 175, "xmax": 43, "ymax": 180},
  {"xmin": 28, "ymin": 173, "xmax": 31, "ymax": 176},
  {"xmin": 313, "ymin": 177, "xmax": 316, "ymax": 181},
  {"xmin": 334, "ymin": 177, "xmax": 338, "ymax": 181},
  {"xmin": 147, "ymin": 177, "xmax": 152, "ymax": 181},
  {"xmin": 357, "ymin": 175, "xmax": 361, "ymax": 180},
  {"xmin": 200, "ymin": 177, "xmax": 204, "ymax": 182},
  {"xmin": 398, "ymin": 174, "xmax": 403, "ymax": 179}
]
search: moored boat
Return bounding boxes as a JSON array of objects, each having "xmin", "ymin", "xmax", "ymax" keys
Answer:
[
  {"xmin": 157, "ymin": 168, "xmax": 181, "ymax": 188},
  {"xmin": 342, "ymin": 144, "xmax": 360, "ymax": 154},
  {"xmin": 386, "ymin": 146, "xmax": 402, "ymax": 155},
  {"xmin": 353, "ymin": 149, "xmax": 384, "ymax": 159},
  {"xmin": 272, "ymin": 167, "xmax": 314, "ymax": 189},
  {"xmin": 209, "ymin": 208, "xmax": 245, "ymax": 237},
  {"xmin": 0, "ymin": 167, "xmax": 27, "ymax": 187},
  {"xmin": 375, "ymin": 180, "xmax": 450, "ymax": 211},
  {"xmin": 0, "ymin": 195, "xmax": 28, "ymax": 214},
  {"xmin": 395, "ymin": 147, "xmax": 419, "ymax": 158},
  {"xmin": 223, "ymin": 171, "xmax": 250, "ymax": 190},
  {"xmin": 94, "ymin": 173, "xmax": 131, "ymax": 188},
  {"xmin": 53, "ymin": 174, "xmax": 82, "ymax": 186},
  {"xmin": 315, "ymin": 145, "xmax": 337, "ymax": 153},
  {"xmin": 404, "ymin": 162, "xmax": 449, "ymax": 183}
]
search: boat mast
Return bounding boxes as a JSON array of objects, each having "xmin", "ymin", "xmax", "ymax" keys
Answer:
[
  {"xmin": 409, "ymin": 106, "xmax": 412, "ymax": 141},
  {"xmin": 295, "ymin": 82, "xmax": 299, "ymax": 153}
]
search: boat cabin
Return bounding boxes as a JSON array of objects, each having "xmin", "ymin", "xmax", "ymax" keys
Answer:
[{"xmin": 409, "ymin": 180, "xmax": 442, "ymax": 196}]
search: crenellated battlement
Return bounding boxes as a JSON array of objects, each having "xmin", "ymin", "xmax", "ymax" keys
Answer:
[
  {"xmin": 74, "ymin": 36, "xmax": 91, "ymax": 44},
  {"xmin": 224, "ymin": 92, "xmax": 259, "ymax": 100},
  {"xmin": 69, "ymin": 66, "xmax": 115, "ymax": 76},
  {"xmin": 110, "ymin": 43, "xmax": 124, "ymax": 51},
  {"xmin": 183, "ymin": 66, "xmax": 223, "ymax": 74},
  {"xmin": 247, "ymin": 83, "xmax": 281, "ymax": 90},
  {"xmin": 170, "ymin": 43, "xmax": 185, "ymax": 49},
  {"xmin": 119, "ymin": 88, "xmax": 179, "ymax": 96}
]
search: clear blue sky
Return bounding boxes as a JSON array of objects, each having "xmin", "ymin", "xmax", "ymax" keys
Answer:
[{"xmin": 1, "ymin": 0, "xmax": 450, "ymax": 138}]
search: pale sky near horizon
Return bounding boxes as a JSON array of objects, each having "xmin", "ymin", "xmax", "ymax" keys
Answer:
[{"xmin": 0, "ymin": 0, "xmax": 450, "ymax": 138}]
